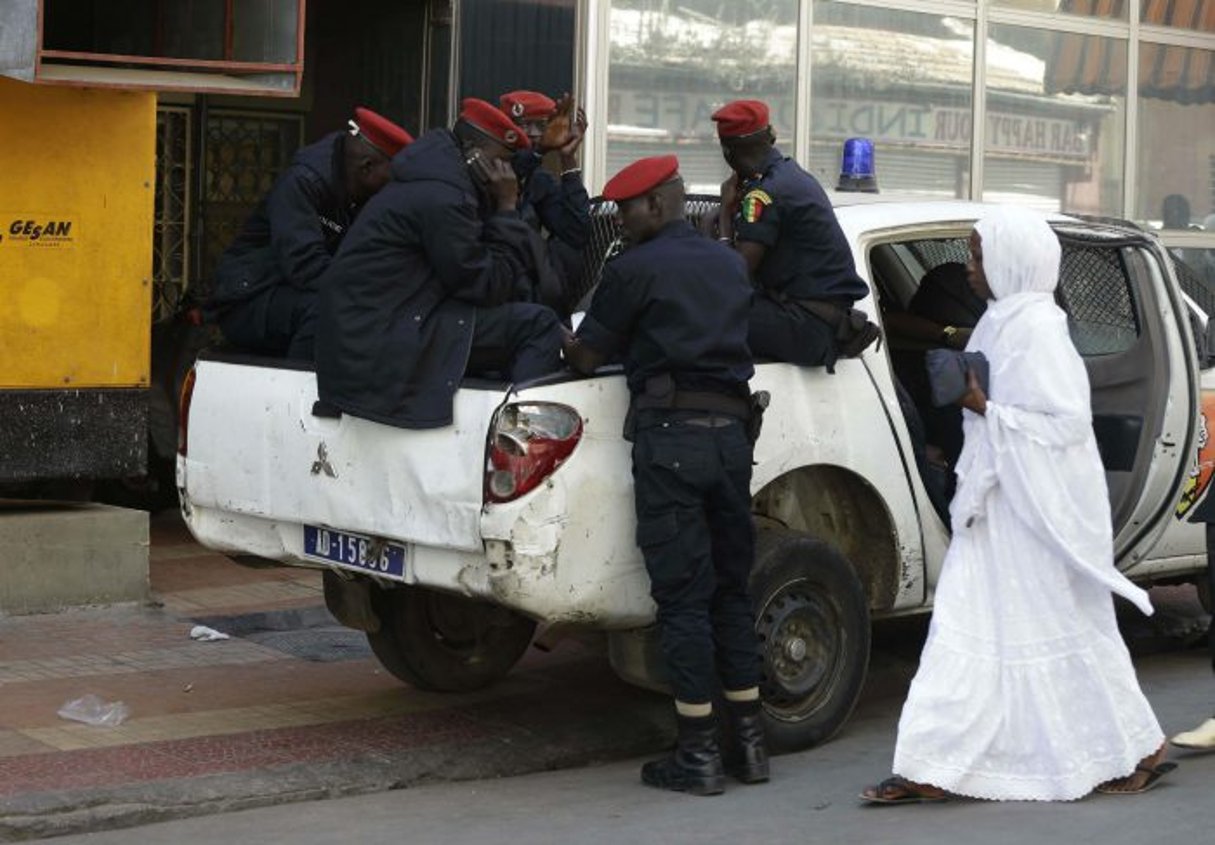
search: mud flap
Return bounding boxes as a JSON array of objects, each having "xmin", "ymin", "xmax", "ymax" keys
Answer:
[{"xmin": 323, "ymin": 569, "xmax": 382, "ymax": 633}]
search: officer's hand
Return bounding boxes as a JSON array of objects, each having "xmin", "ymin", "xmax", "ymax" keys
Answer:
[
  {"xmin": 559, "ymin": 107, "xmax": 587, "ymax": 168},
  {"xmin": 721, "ymin": 174, "xmax": 741, "ymax": 211},
  {"xmin": 486, "ymin": 159, "xmax": 520, "ymax": 211},
  {"xmin": 958, "ymin": 367, "xmax": 987, "ymax": 415}
]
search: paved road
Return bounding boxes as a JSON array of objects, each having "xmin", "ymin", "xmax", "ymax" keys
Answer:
[{"xmin": 49, "ymin": 624, "xmax": 1214, "ymax": 845}]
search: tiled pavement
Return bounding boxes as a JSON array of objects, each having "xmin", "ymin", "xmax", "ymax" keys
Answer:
[{"xmin": 0, "ymin": 511, "xmax": 669, "ymax": 841}]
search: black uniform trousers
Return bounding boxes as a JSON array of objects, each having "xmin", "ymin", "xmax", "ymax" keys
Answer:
[
  {"xmin": 466, "ymin": 302, "xmax": 565, "ymax": 383},
  {"xmin": 218, "ymin": 285, "xmax": 314, "ymax": 358},
  {"xmin": 631, "ymin": 411, "xmax": 761, "ymax": 704},
  {"xmin": 748, "ymin": 291, "xmax": 835, "ymax": 367}
]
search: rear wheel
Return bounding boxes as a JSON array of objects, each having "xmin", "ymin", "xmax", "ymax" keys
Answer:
[
  {"xmin": 367, "ymin": 584, "xmax": 536, "ymax": 692},
  {"xmin": 751, "ymin": 529, "xmax": 871, "ymax": 752}
]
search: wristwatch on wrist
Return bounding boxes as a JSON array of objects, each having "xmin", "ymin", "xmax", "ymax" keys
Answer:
[{"xmin": 941, "ymin": 325, "xmax": 959, "ymax": 345}]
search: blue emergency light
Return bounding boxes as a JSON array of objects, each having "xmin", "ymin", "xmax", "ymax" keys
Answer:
[{"xmin": 837, "ymin": 137, "xmax": 879, "ymax": 193}]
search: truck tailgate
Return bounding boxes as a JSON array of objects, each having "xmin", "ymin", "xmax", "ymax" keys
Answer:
[{"xmin": 182, "ymin": 359, "xmax": 505, "ymax": 552}]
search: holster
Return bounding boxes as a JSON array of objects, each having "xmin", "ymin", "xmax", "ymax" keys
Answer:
[{"xmin": 746, "ymin": 390, "xmax": 770, "ymax": 446}]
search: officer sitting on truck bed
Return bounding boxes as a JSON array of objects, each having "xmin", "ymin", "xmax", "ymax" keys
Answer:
[
  {"xmin": 710, "ymin": 99, "xmax": 878, "ymax": 370},
  {"xmin": 204, "ymin": 107, "xmax": 413, "ymax": 358},
  {"xmin": 563, "ymin": 155, "xmax": 769, "ymax": 797}
]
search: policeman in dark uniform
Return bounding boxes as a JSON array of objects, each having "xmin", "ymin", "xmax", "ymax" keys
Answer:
[
  {"xmin": 314, "ymin": 98, "xmax": 564, "ymax": 430},
  {"xmin": 206, "ymin": 107, "xmax": 413, "ymax": 357},
  {"xmin": 564, "ymin": 156, "xmax": 768, "ymax": 796},
  {"xmin": 500, "ymin": 90, "xmax": 592, "ymax": 316},
  {"xmin": 711, "ymin": 99, "xmax": 876, "ymax": 369}
]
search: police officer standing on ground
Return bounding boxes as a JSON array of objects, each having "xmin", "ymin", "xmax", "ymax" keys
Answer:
[
  {"xmin": 711, "ymin": 99, "xmax": 877, "ymax": 369},
  {"xmin": 206, "ymin": 107, "xmax": 413, "ymax": 357},
  {"xmin": 500, "ymin": 90, "xmax": 591, "ymax": 316},
  {"xmin": 313, "ymin": 98, "xmax": 564, "ymax": 430},
  {"xmin": 563, "ymin": 156, "xmax": 768, "ymax": 796}
]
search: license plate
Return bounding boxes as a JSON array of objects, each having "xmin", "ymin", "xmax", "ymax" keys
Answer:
[{"xmin": 302, "ymin": 525, "xmax": 407, "ymax": 578}]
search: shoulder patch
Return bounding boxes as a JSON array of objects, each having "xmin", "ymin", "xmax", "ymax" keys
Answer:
[{"xmin": 740, "ymin": 189, "xmax": 773, "ymax": 224}]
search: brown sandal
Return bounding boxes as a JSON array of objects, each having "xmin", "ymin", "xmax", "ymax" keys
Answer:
[{"xmin": 860, "ymin": 777, "xmax": 950, "ymax": 805}]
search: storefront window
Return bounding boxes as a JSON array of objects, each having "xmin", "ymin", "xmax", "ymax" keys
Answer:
[
  {"xmin": 983, "ymin": 24, "xmax": 1126, "ymax": 215},
  {"xmin": 1140, "ymin": 0, "xmax": 1215, "ymax": 31},
  {"xmin": 1135, "ymin": 45, "xmax": 1215, "ymax": 233},
  {"xmin": 995, "ymin": 0, "xmax": 1127, "ymax": 20},
  {"xmin": 809, "ymin": 1, "xmax": 974, "ymax": 198},
  {"xmin": 607, "ymin": 0, "xmax": 799, "ymax": 192}
]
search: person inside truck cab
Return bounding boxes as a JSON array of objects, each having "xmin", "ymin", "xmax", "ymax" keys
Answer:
[
  {"xmin": 563, "ymin": 155, "xmax": 769, "ymax": 797},
  {"xmin": 710, "ymin": 99, "xmax": 878, "ymax": 370},
  {"xmin": 204, "ymin": 107, "xmax": 413, "ymax": 358},
  {"xmin": 499, "ymin": 90, "xmax": 591, "ymax": 317},
  {"xmin": 311, "ymin": 97, "xmax": 565, "ymax": 430}
]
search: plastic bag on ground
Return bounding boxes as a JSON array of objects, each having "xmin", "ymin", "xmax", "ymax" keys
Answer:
[
  {"xmin": 189, "ymin": 624, "xmax": 230, "ymax": 642},
  {"xmin": 57, "ymin": 694, "xmax": 130, "ymax": 727}
]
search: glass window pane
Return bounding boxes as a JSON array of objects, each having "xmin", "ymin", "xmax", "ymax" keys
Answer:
[
  {"xmin": 983, "ymin": 24, "xmax": 1126, "ymax": 215},
  {"xmin": 810, "ymin": 1, "xmax": 974, "ymax": 198},
  {"xmin": 995, "ymin": 1, "xmax": 1127, "ymax": 20},
  {"xmin": 607, "ymin": 1, "xmax": 799, "ymax": 192},
  {"xmin": 1135, "ymin": 44, "xmax": 1215, "ymax": 244},
  {"xmin": 1140, "ymin": 0, "xmax": 1215, "ymax": 31}
]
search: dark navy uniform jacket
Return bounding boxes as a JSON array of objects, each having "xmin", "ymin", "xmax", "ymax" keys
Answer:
[
  {"xmin": 210, "ymin": 132, "xmax": 352, "ymax": 308},
  {"xmin": 735, "ymin": 147, "xmax": 868, "ymax": 304},
  {"xmin": 315, "ymin": 129, "xmax": 537, "ymax": 429},
  {"xmin": 577, "ymin": 220, "xmax": 753, "ymax": 397},
  {"xmin": 516, "ymin": 157, "xmax": 592, "ymax": 250}
]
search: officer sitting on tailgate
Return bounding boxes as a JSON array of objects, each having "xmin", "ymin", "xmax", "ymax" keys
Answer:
[
  {"xmin": 499, "ymin": 90, "xmax": 591, "ymax": 317},
  {"xmin": 205, "ymin": 107, "xmax": 413, "ymax": 358},
  {"xmin": 710, "ymin": 99, "xmax": 878, "ymax": 370},
  {"xmin": 313, "ymin": 98, "xmax": 564, "ymax": 430},
  {"xmin": 564, "ymin": 155, "xmax": 768, "ymax": 797}
]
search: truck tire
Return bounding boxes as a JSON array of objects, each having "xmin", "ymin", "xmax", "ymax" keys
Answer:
[
  {"xmin": 366, "ymin": 584, "xmax": 536, "ymax": 692},
  {"xmin": 751, "ymin": 529, "xmax": 871, "ymax": 752}
]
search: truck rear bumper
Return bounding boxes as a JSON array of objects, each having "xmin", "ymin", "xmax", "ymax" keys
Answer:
[{"xmin": 179, "ymin": 502, "xmax": 654, "ymax": 629}]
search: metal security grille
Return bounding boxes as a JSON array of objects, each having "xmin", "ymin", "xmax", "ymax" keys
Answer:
[
  {"xmin": 199, "ymin": 109, "xmax": 304, "ymax": 294},
  {"xmin": 153, "ymin": 107, "xmax": 191, "ymax": 322},
  {"xmin": 575, "ymin": 194, "xmax": 721, "ymax": 308},
  {"xmin": 906, "ymin": 239, "xmax": 969, "ymax": 272},
  {"xmin": 1056, "ymin": 246, "xmax": 1140, "ymax": 356}
]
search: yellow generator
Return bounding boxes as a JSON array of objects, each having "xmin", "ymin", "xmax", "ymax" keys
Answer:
[{"xmin": 0, "ymin": 77, "xmax": 155, "ymax": 490}]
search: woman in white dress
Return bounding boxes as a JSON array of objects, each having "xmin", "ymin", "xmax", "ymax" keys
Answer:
[{"xmin": 862, "ymin": 206, "xmax": 1174, "ymax": 803}]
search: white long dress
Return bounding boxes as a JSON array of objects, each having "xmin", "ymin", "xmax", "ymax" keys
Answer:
[{"xmin": 891, "ymin": 208, "xmax": 1164, "ymax": 801}]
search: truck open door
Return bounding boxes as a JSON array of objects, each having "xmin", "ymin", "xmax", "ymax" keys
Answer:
[{"xmin": 1052, "ymin": 223, "xmax": 1200, "ymax": 568}]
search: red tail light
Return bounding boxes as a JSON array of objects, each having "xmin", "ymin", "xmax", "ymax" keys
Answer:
[
  {"xmin": 177, "ymin": 366, "xmax": 197, "ymax": 456},
  {"xmin": 485, "ymin": 403, "xmax": 582, "ymax": 503}
]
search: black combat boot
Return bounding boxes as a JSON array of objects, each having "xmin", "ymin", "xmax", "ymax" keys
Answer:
[
  {"xmin": 640, "ymin": 714, "xmax": 725, "ymax": 796},
  {"xmin": 723, "ymin": 698, "xmax": 769, "ymax": 784}
]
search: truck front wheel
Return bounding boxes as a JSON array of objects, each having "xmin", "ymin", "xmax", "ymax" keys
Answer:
[
  {"xmin": 366, "ymin": 585, "xmax": 536, "ymax": 692},
  {"xmin": 751, "ymin": 529, "xmax": 871, "ymax": 752}
]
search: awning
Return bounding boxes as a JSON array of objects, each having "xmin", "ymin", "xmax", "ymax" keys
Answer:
[{"xmin": 1047, "ymin": 1, "xmax": 1215, "ymax": 104}]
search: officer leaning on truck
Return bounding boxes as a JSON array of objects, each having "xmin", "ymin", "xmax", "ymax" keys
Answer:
[
  {"xmin": 204, "ymin": 107, "xmax": 413, "ymax": 358},
  {"xmin": 711, "ymin": 99, "xmax": 878, "ymax": 370},
  {"xmin": 563, "ymin": 155, "xmax": 769, "ymax": 796}
]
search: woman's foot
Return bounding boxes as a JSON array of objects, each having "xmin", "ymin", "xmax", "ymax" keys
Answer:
[
  {"xmin": 860, "ymin": 776, "xmax": 949, "ymax": 805},
  {"xmin": 1096, "ymin": 744, "xmax": 1177, "ymax": 795}
]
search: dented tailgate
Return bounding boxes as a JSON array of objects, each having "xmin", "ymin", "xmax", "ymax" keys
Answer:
[{"xmin": 181, "ymin": 358, "xmax": 505, "ymax": 553}]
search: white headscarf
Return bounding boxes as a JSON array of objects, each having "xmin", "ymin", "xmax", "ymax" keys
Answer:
[{"xmin": 951, "ymin": 206, "xmax": 1152, "ymax": 614}]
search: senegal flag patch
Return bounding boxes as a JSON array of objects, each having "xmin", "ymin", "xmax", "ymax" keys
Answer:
[{"xmin": 740, "ymin": 189, "xmax": 772, "ymax": 223}]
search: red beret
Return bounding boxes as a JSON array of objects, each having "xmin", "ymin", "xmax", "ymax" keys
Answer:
[
  {"xmin": 350, "ymin": 107, "xmax": 413, "ymax": 156},
  {"xmin": 711, "ymin": 100, "xmax": 770, "ymax": 139},
  {"xmin": 602, "ymin": 155, "xmax": 680, "ymax": 202},
  {"xmin": 460, "ymin": 97, "xmax": 531, "ymax": 150},
  {"xmin": 499, "ymin": 90, "xmax": 556, "ymax": 122}
]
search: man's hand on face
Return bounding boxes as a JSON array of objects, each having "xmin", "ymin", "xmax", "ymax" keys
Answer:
[{"xmin": 486, "ymin": 158, "xmax": 520, "ymax": 212}]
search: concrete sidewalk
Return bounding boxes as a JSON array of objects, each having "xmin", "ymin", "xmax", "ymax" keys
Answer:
[{"xmin": 0, "ymin": 512, "xmax": 671, "ymax": 842}]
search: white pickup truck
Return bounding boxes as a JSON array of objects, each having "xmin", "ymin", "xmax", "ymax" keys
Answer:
[{"xmin": 177, "ymin": 195, "xmax": 1214, "ymax": 751}]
